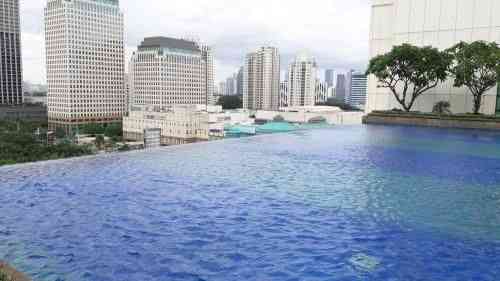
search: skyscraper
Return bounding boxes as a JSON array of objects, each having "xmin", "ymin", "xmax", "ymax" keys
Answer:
[
  {"xmin": 200, "ymin": 45, "xmax": 215, "ymax": 105},
  {"xmin": 129, "ymin": 37, "xmax": 214, "ymax": 108},
  {"xmin": 243, "ymin": 47, "xmax": 280, "ymax": 111},
  {"xmin": 325, "ymin": 69, "xmax": 335, "ymax": 88},
  {"xmin": 45, "ymin": 0, "xmax": 125, "ymax": 129},
  {"xmin": 0, "ymin": 0, "xmax": 22, "ymax": 105},
  {"xmin": 335, "ymin": 74, "xmax": 346, "ymax": 102},
  {"xmin": 287, "ymin": 52, "xmax": 317, "ymax": 107},
  {"xmin": 236, "ymin": 67, "xmax": 244, "ymax": 96},
  {"xmin": 225, "ymin": 76, "xmax": 235, "ymax": 96},
  {"xmin": 347, "ymin": 72, "xmax": 367, "ymax": 107}
]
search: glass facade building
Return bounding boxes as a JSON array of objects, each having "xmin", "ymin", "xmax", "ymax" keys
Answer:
[{"xmin": 0, "ymin": 0, "xmax": 23, "ymax": 105}]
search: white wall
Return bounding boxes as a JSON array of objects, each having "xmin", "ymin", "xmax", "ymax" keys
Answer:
[{"xmin": 367, "ymin": 0, "xmax": 499, "ymax": 114}]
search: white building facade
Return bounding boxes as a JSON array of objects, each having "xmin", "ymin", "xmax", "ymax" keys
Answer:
[
  {"xmin": 123, "ymin": 105, "xmax": 213, "ymax": 146},
  {"xmin": 243, "ymin": 47, "xmax": 280, "ymax": 111},
  {"xmin": 348, "ymin": 72, "xmax": 368, "ymax": 107},
  {"xmin": 287, "ymin": 53, "xmax": 317, "ymax": 107},
  {"xmin": 128, "ymin": 37, "xmax": 214, "ymax": 109},
  {"xmin": 45, "ymin": 0, "xmax": 125, "ymax": 128},
  {"xmin": 367, "ymin": 0, "xmax": 500, "ymax": 114}
]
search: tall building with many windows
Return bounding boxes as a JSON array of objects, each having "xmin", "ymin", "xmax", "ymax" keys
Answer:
[
  {"xmin": 367, "ymin": 0, "xmax": 500, "ymax": 114},
  {"xmin": 287, "ymin": 52, "xmax": 317, "ymax": 107},
  {"xmin": 335, "ymin": 74, "xmax": 346, "ymax": 101},
  {"xmin": 45, "ymin": 0, "xmax": 125, "ymax": 128},
  {"xmin": 1, "ymin": 0, "xmax": 22, "ymax": 104},
  {"xmin": 243, "ymin": 47, "xmax": 280, "ymax": 111},
  {"xmin": 128, "ymin": 37, "xmax": 214, "ymax": 108},
  {"xmin": 236, "ymin": 67, "xmax": 244, "ymax": 96},
  {"xmin": 347, "ymin": 71, "xmax": 367, "ymax": 107},
  {"xmin": 325, "ymin": 69, "xmax": 335, "ymax": 88}
]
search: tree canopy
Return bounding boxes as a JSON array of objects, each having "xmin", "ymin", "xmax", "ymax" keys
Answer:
[
  {"xmin": 447, "ymin": 41, "xmax": 500, "ymax": 114},
  {"xmin": 217, "ymin": 95, "xmax": 243, "ymax": 110},
  {"xmin": 366, "ymin": 44, "xmax": 452, "ymax": 112}
]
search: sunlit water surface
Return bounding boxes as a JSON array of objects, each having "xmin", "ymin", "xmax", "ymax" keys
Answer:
[{"xmin": 1, "ymin": 125, "xmax": 500, "ymax": 281}]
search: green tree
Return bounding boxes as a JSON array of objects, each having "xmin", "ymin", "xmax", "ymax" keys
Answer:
[
  {"xmin": 432, "ymin": 101, "xmax": 452, "ymax": 115},
  {"xmin": 447, "ymin": 41, "xmax": 500, "ymax": 114},
  {"xmin": 55, "ymin": 127, "xmax": 66, "ymax": 139},
  {"xmin": 366, "ymin": 44, "xmax": 452, "ymax": 112},
  {"xmin": 217, "ymin": 95, "xmax": 243, "ymax": 110},
  {"xmin": 104, "ymin": 123, "xmax": 122, "ymax": 138},
  {"xmin": 316, "ymin": 98, "xmax": 361, "ymax": 111},
  {"xmin": 95, "ymin": 135, "xmax": 105, "ymax": 150}
]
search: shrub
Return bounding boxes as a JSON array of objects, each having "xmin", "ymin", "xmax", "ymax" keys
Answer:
[{"xmin": 432, "ymin": 101, "xmax": 452, "ymax": 115}]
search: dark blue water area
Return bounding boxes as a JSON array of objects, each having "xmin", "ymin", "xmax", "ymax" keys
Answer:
[{"xmin": 1, "ymin": 125, "xmax": 500, "ymax": 281}]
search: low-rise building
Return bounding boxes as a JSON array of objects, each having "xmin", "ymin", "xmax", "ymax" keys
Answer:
[{"xmin": 123, "ymin": 105, "xmax": 221, "ymax": 146}]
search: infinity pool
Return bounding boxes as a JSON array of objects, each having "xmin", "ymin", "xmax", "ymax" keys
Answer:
[{"xmin": 1, "ymin": 125, "xmax": 500, "ymax": 281}]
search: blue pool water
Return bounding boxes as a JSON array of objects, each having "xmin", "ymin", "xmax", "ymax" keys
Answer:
[{"xmin": 2, "ymin": 125, "xmax": 500, "ymax": 281}]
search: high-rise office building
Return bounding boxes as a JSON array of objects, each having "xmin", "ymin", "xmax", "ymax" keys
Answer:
[
  {"xmin": 315, "ymin": 80, "xmax": 329, "ymax": 105},
  {"xmin": 279, "ymin": 81, "xmax": 288, "ymax": 107},
  {"xmin": 236, "ymin": 67, "xmax": 244, "ymax": 96},
  {"xmin": 325, "ymin": 69, "xmax": 335, "ymax": 88},
  {"xmin": 287, "ymin": 52, "xmax": 317, "ymax": 107},
  {"xmin": 200, "ymin": 44, "xmax": 215, "ymax": 105},
  {"xmin": 45, "ymin": 0, "xmax": 125, "ymax": 129},
  {"xmin": 1, "ymin": 0, "xmax": 23, "ymax": 105},
  {"xmin": 218, "ymin": 82, "xmax": 226, "ymax": 96},
  {"xmin": 243, "ymin": 47, "xmax": 280, "ymax": 110},
  {"xmin": 225, "ymin": 76, "xmax": 235, "ymax": 96},
  {"xmin": 348, "ymin": 71, "xmax": 367, "ymax": 107},
  {"xmin": 335, "ymin": 74, "xmax": 346, "ymax": 101},
  {"xmin": 128, "ymin": 37, "xmax": 214, "ymax": 108},
  {"xmin": 367, "ymin": 0, "xmax": 500, "ymax": 114}
]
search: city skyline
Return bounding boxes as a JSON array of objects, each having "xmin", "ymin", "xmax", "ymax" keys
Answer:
[{"xmin": 20, "ymin": 0, "xmax": 370, "ymax": 85}]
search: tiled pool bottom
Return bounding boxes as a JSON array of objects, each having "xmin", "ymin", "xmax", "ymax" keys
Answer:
[{"xmin": 1, "ymin": 125, "xmax": 500, "ymax": 281}]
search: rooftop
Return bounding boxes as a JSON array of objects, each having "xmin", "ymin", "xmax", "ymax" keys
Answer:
[{"xmin": 138, "ymin": 37, "xmax": 200, "ymax": 52}]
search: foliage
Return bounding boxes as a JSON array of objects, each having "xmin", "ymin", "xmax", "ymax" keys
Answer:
[
  {"xmin": 0, "ymin": 120, "xmax": 94, "ymax": 166},
  {"xmin": 273, "ymin": 115, "xmax": 285, "ymax": 122},
  {"xmin": 55, "ymin": 127, "xmax": 66, "ymax": 139},
  {"xmin": 80, "ymin": 123, "xmax": 105, "ymax": 135},
  {"xmin": 0, "ymin": 270, "xmax": 8, "ymax": 281},
  {"xmin": 366, "ymin": 43, "xmax": 452, "ymax": 112},
  {"xmin": 118, "ymin": 144, "xmax": 131, "ymax": 152},
  {"xmin": 446, "ymin": 41, "xmax": 500, "ymax": 114},
  {"xmin": 104, "ymin": 123, "xmax": 122, "ymax": 138},
  {"xmin": 217, "ymin": 95, "xmax": 243, "ymax": 110},
  {"xmin": 95, "ymin": 135, "xmax": 105, "ymax": 150},
  {"xmin": 432, "ymin": 101, "xmax": 452, "ymax": 115},
  {"xmin": 316, "ymin": 98, "xmax": 361, "ymax": 111}
]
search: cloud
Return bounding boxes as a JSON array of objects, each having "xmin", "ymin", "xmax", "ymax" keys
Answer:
[{"xmin": 20, "ymin": 0, "xmax": 371, "ymax": 84}]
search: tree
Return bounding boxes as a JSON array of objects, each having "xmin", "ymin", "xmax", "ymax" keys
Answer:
[
  {"xmin": 447, "ymin": 41, "xmax": 500, "ymax": 114},
  {"xmin": 432, "ymin": 101, "xmax": 451, "ymax": 115},
  {"xmin": 217, "ymin": 95, "xmax": 242, "ymax": 110},
  {"xmin": 366, "ymin": 44, "xmax": 452, "ymax": 112},
  {"xmin": 55, "ymin": 127, "xmax": 66, "ymax": 139},
  {"xmin": 104, "ymin": 123, "xmax": 122, "ymax": 138},
  {"xmin": 95, "ymin": 135, "xmax": 105, "ymax": 150},
  {"xmin": 316, "ymin": 98, "xmax": 361, "ymax": 111}
]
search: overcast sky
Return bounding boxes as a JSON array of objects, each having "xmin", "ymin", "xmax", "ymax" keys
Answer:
[{"xmin": 21, "ymin": 0, "xmax": 371, "ymax": 85}]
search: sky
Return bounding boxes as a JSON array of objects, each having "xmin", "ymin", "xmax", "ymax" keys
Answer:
[{"xmin": 20, "ymin": 0, "xmax": 371, "ymax": 85}]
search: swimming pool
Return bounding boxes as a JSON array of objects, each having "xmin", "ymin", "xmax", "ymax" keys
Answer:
[{"xmin": 1, "ymin": 125, "xmax": 500, "ymax": 280}]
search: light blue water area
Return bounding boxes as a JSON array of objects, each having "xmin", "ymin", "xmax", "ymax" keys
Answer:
[{"xmin": 1, "ymin": 125, "xmax": 500, "ymax": 281}]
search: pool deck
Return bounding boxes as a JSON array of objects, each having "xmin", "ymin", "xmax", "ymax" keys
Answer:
[{"xmin": 0, "ymin": 262, "xmax": 31, "ymax": 281}]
